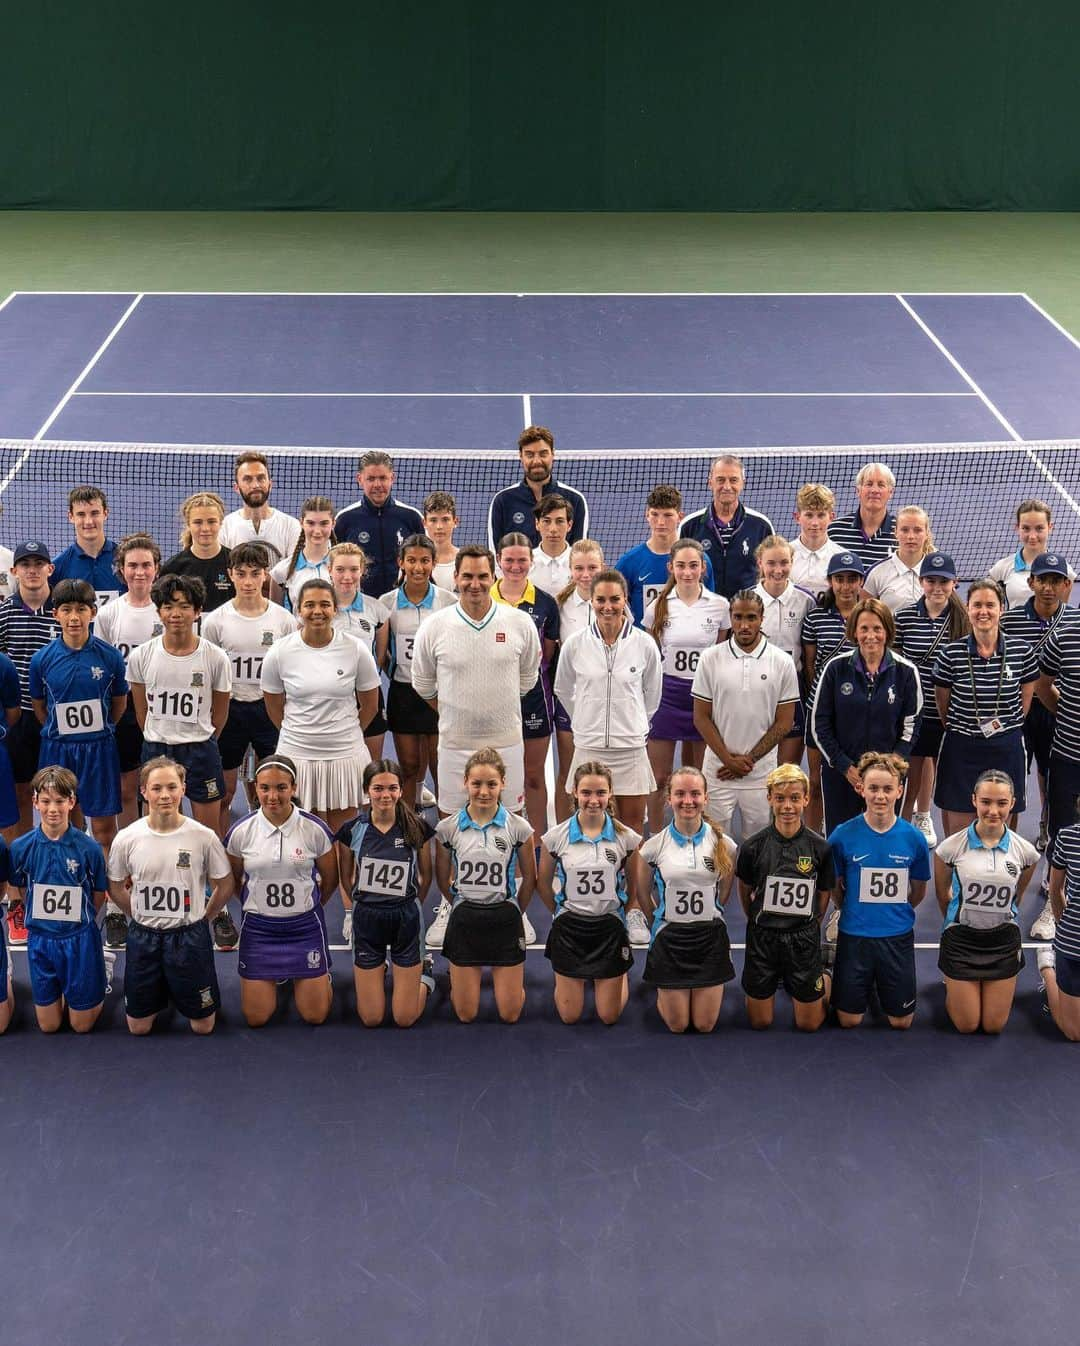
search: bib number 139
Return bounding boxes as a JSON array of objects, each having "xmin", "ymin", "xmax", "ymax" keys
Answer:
[{"xmin": 761, "ymin": 875, "xmax": 815, "ymax": 916}]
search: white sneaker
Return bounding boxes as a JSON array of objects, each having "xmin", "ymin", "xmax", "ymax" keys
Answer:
[
  {"xmin": 341, "ymin": 910, "xmax": 353, "ymax": 945},
  {"xmin": 626, "ymin": 908, "xmax": 650, "ymax": 947},
  {"xmin": 426, "ymin": 897, "xmax": 452, "ymax": 949},
  {"xmin": 1030, "ymin": 897, "xmax": 1056, "ymax": 941},
  {"xmin": 521, "ymin": 910, "xmax": 536, "ymax": 945},
  {"xmin": 103, "ymin": 947, "xmax": 117, "ymax": 997},
  {"xmin": 823, "ymin": 907, "xmax": 840, "ymax": 946},
  {"xmin": 912, "ymin": 811, "xmax": 938, "ymax": 849},
  {"xmin": 1037, "ymin": 945, "xmax": 1057, "ymax": 974},
  {"xmin": 420, "ymin": 787, "xmax": 437, "ymax": 809}
]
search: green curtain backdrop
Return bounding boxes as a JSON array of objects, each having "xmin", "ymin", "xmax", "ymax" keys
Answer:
[{"xmin": 4, "ymin": 0, "xmax": 1078, "ymax": 210}]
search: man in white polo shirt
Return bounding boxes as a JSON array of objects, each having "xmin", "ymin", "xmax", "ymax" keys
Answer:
[
  {"xmin": 411, "ymin": 545, "xmax": 540, "ymax": 817},
  {"xmin": 691, "ymin": 588, "xmax": 799, "ymax": 840}
]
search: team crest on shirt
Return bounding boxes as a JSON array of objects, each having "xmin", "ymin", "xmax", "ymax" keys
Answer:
[
  {"xmin": 840, "ymin": 681, "xmax": 854, "ymax": 696},
  {"xmin": 393, "ymin": 838, "xmax": 404, "ymax": 848},
  {"xmin": 292, "ymin": 848, "xmax": 306, "ymax": 862},
  {"xmin": 797, "ymin": 855, "xmax": 814, "ymax": 874},
  {"xmin": 493, "ymin": 836, "xmax": 508, "ymax": 852},
  {"xmin": 605, "ymin": 848, "xmax": 618, "ymax": 864},
  {"xmin": 191, "ymin": 672, "xmax": 204, "ymax": 687},
  {"xmin": 199, "ymin": 988, "xmax": 215, "ymax": 1008},
  {"xmin": 152, "ymin": 622, "xmax": 164, "ymax": 636},
  {"xmin": 177, "ymin": 851, "xmax": 191, "ymax": 868},
  {"xmin": 887, "ymin": 687, "xmax": 895, "ymax": 704},
  {"xmin": 91, "ymin": 666, "xmax": 105, "ymax": 680},
  {"xmin": 307, "ymin": 950, "xmax": 322, "ymax": 969},
  {"xmin": 1005, "ymin": 861, "xmax": 1019, "ymax": 877},
  {"xmin": 358, "ymin": 532, "xmax": 370, "ymax": 544},
  {"xmin": 512, "ymin": 512, "xmax": 526, "ymax": 525},
  {"xmin": 66, "ymin": 858, "xmax": 80, "ymax": 875},
  {"xmin": 702, "ymin": 855, "xmax": 716, "ymax": 873},
  {"xmin": 261, "ymin": 631, "xmax": 275, "ymax": 646}
]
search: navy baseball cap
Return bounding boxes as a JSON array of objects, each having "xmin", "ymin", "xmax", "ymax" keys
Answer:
[
  {"xmin": 826, "ymin": 550, "xmax": 865, "ymax": 578},
  {"xmin": 13, "ymin": 540, "xmax": 50, "ymax": 564},
  {"xmin": 920, "ymin": 551, "xmax": 958, "ymax": 581},
  {"xmin": 1031, "ymin": 552, "xmax": 1071, "ymax": 578}
]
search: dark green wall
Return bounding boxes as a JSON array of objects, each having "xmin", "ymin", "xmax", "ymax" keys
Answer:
[{"xmin": 5, "ymin": 1, "xmax": 1078, "ymax": 210}]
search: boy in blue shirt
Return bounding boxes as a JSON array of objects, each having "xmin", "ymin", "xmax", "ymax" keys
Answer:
[
  {"xmin": 29, "ymin": 579, "xmax": 128, "ymax": 852},
  {"xmin": 10, "ymin": 766, "xmax": 109, "ymax": 1032},
  {"xmin": 827, "ymin": 752, "xmax": 931, "ymax": 1030},
  {"xmin": 616, "ymin": 485, "xmax": 715, "ymax": 625}
]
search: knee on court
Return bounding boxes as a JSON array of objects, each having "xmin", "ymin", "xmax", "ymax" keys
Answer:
[{"xmin": 190, "ymin": 1015, "xmax": 216, "ymax": 1035}]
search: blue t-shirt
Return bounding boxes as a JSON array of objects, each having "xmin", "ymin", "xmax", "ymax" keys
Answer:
[
  {"xmin": 615, "ymin": 542, "xmax": 716, "ymax": 626},
  {"xmin": 10, "ymin": 825, "xmax": 108, "ymax": 934},
  {"xmin": 828, "ymin": 814, "xmax": 931, "ymax": 938},
  {"xmin": 50, "ymin": 539, "xmax": 127, "ymax": 601},
  {"xmin": 334, "ymin": 811, "xmax": 434, "ymax": 905},
  {"xmin": 28, "ymin": 635, "xmax": 129, "ymax": 741}
]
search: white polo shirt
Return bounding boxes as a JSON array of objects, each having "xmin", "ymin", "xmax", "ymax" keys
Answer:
[
  {"xmin": 219, "ymin": 508, "xmax": 302, "ymax": 566},
  {"xmin": 754, "ymin": 581, "xmax": 816, "ymax": 666},
  {"xmin": 643, "ymin": 589, "xmax": 730, "ymax": 680},
  {"xmin": 530, "ymin": 546, "xmax": 572, "ymax": 599},
  {"xmin": 863, "ymin": 553, "xmax": 925, "ymax": 613},
  {"xmin": 201, "ymin": 600, "xmax": 298, "ymax": 702},
  {"xmin": 225, "ymin": 805, "xmax": 335, "ymax": 916},
  {"xmin": 690, "ymin": 636, "xmax": 799, "ymax": 783},
  {"xmin": 126, "ymin": 636, "xmax": 233, "ymax": 743},
  {"xmin": 789, "ymin": 537, "xmax": 845, "ymax": 597},
  {"xmin": 108, "ymin": 816, "xmax": 231, "ymax": 928}
]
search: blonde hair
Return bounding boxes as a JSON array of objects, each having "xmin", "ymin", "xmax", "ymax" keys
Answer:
[
  {"xmin": 766, "ymin": 764, "xmax": 811, "ymax": 795},
  {"xmin": 178, "ymin": 492, "xmax": 226, "ymax": 549},
  {"xmin": 755, "ymin": 534, "xmax": 794, "ymax": 564},
  {"xmin": 855, "ymin": 751, "xmax": 908, "ymax": 784},
  {"xmin": 328, "ymin": 541, "xmax": 368, "ymax": 572},
  {"xmin": 795, "ymin": 483, "xmax": 836, "ymax": 513},
  {"xmin": 667, "ymin": 767, "xmax": 732, "ymax": 876},
  {"xmin": 557, "ymin": 539, "xmax": 605, "ymax": 606},
  {"xmin": 896, "ymin": 505, "xmax": 934, "ymax": 559},
  {"xmin": 464, "ymin": 747, "xmax": 506, "ymax": 781}
]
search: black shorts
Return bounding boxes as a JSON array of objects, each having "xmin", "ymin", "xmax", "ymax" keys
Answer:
[
  {"xmin": 124, "ymin": 920, "xmax": 221, "ymax": 1021},
  {"xmin": 442, "ymin": 900, "xmax": 526, "ymax": 967},
  {"xmin": 217, "ymin": 700, "xmax": 279, "ymax": 771},
  {"xmin": 140, "ymin": 738, "xmax": 225, "ymax": 805},
  {"xmin": 545, "ymin": 911, "xmax": 633, "ymax": 981},
  {"xmin": 364, "ymin": 686, "xmax": 388, "ymax": 739},
  {"xmin": 909, "ymin": 715, "xmax": 945, "ymax": 760},
  {"xmin": 642, "ymin": 920, "xmax": 734, "ymax": 989},
  {"xmin": 352, "ymin": 898, "xmax": 423, "ymax": 969},
  {"xmin": 938, "ymin": 922, "xmax": 1024, "ymax": 982},
  {"xmin": 741, "ymin": 919, "xmax": 825, "ymax": 1003},
  {"xmin": 5, "ymin": 708, "xmax": 42, "ymax": 784},
  {"xmin": 113, "ymin": 702, "xmax": 145, "ymax": 774},
  {"xmin": 521, "ymin": 685, "xmax": 553, "ymax": 740},
  {"xmin": 386, "ymin": 679, "xmax": 438, "ymax": 736},
  {"xmin": 1023, "ymin": 701, "xmax": 1055, "ymax": 776},
  {"xmin": 832, "ymin": 930, "xmax": 916, "ymax": 1019}
]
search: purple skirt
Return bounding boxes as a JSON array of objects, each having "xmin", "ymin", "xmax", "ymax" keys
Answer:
[
  {"xmin": 238, "ymin": 908, "xmax": 331, "ymax": 982},
  {"xmin": 649, "ymin": 675, "xmax": 700, "ymax": 743}
]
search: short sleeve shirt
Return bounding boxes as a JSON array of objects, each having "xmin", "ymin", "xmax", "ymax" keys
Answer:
[
  {"xmin": 828, "ymin": 815, "xmax": 931, "ymax": 938},
  {"xmin": 736, "ymin": 823, "xmax": 835, "ymax": 929},
  {"xmin": 937, "ymin": 825, "xmax": 1038, "ymax": 931},
  {"xmin": 226, "ymin": 806, "xmax": 335, "ymax": 915},
  {"xmin": 436, "ymin": 806, "xmax": 533, "ymax": 907},
  {"xmin": 335, "ymin": 811, "xmax": 435, "ymax": 906}
]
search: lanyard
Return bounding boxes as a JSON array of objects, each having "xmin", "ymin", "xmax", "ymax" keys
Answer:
[
  {"xmin": 966, "ymin": 642, "xmax": 1007, "ymax": 723},
  {"xmin": 917, "ymin": 611, "xmax": 952, "ymax": 667}
]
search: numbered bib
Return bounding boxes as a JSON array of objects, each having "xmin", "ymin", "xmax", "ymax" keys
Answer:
[
  {"xmin": 642, "ymin": 583, "xmax": 665, "ymax": 610},
  {"xmin": 665, "ymin": 647, "xmax": 702, "ymax": 679},
  {"xmin": 455, "ymin": 856, "xmax": 507, "ymax": 903},
  {"xmin": 665, "ymin": 884, "xmax": 714, "ymax": 924},
  {"xmin": 397, "ymin": 634, "xmax": 416, "ymax": 672},
  {"xmin": 135, "ymin": 883, "xmax": 191, "ymax": 920},
  {"xmin": 563, "ymin": 865, "xmax": 617, "ymax": 915},
  {"xmin": 858, "ymin": 868, "xmax": 910, "ymax": 904},
  {"xmin": 56, "ymin": 698, "xmax": 105, "ymax": 736},
  {"xmin": 148, "ymin": 687, "xmax": 202, "ymax": 724},
  {"xmin": 959, "ymin": 879, "xmax": 1015, "ymax": 930},
  {"xmin": 245, "ymin": 876, "xmax": 312, "ymax": 916},
  {"xmin": 95, "ymin": 589, "xmax": 120, "ymax": 608},
  {"xmin": 356, "ymin": 857, "xmax": 410, "ymax": 902},
  {"xmin": 231, "ymin": 653, "xmax": 264, "ymax": 694},
  {"xmin": 761, "ymin": 873, "xmax": 816, "ymax": 917},
  {"xmin": 31, "ymin": 883, "xmax": 81, "ymax": 923}
]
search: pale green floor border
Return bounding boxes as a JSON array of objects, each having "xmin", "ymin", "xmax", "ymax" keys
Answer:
[{"xmin": 2, "ymin": 211, "xmax": 1080, "ymax": 336}]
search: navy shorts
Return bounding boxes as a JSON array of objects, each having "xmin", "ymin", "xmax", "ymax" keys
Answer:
[
  {"xmin": 27, "ymin": 923, "xmax": 107, "ymax": 1011},
  {"xmin": 554, "ymin": 696, "xmax": 572, "ymax": 735},
  {"xmin": 521, "ymin": 684, "xmax": 553, "ymax": 739},
  {"xmin": 1048, "ymin": 754, "xmax": 1080, "ymax": 841},
  {"xmin": 0, "ymin": 923, "xmax": 6, "ymax": 992},
  {"xmin": 38, "ymin": 735, "xmax": 122, "ymax": 817},
  {"xmin": 113, "ymin": 702, "xmax": 144, "ymax": 774},
  {"xmin": 141, "ymin": 738, "xmax": 225, "ymax": 805},
  {"xmin": 832, "ymin": 930, "xmax": 917, "ymax": 1019},
  {"xmin": 352, "ymin": 899, "xmax": 423, "ymax": 969},
  {"xmin": 6, "ymin": 708, "xmax": 42, "ymax": 784},
  {"xmin": 909, "ymin": 715, "xmax": 944, "ymax": 760},
  {"xmin": 1024, "ymin": 701, "xmax": 1055, "ymax": 776},
  {"xmin": 1053, "ymin": 944, "xmax": 1080, "ymax": 997},
  {"xmin": 217, "ymin": 700, "xmax": 279, "ymax": 771},
  {"xmin": 125, "ymin": 920, "xmax": 221, "ymax": 1020},
  {"xmin": 0, "ymin": 741, "xmax": 18, "ymax": 828}
]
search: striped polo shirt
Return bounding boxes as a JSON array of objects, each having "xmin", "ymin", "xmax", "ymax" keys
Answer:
[
  {"xmin": 827, "ymin": 510, "xmax": 897, "ymax": 570},
  {"xmin": 1049, "ymin": 823, "xmax": 1080, "ymax": 960},
  {"xmin": 1039, "ymin": 620, "xmax": 1080, "ymax": 763},
  {"xmin": 1000, "ymin": 597, "xmax": 1080, "ymax": 655},
  {"xmin": 0, "ymin": 595, "xmax": 60, "ymax": 709},
  {"xmin": 932, "ymin": 633, "xmax": 1039, "ymax": 737},
  {"xmin": 800, "ymin": 604, "xmax": 852, "ymax": 705},
  {"xmin": 893, "ymin": 600, "xmax": 956, "ymax": 722}
]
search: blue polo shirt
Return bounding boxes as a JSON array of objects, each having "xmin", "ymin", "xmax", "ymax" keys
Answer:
[
  {"xmin": 828, "ymin": 814, "xmax": 930, "ymax": 938},
  {"xmin": 28, "ymin": 634, "xmax": 128, "ymax": 741},
  {"xmin": 50, "ymin": 539, "xmax": 126, "ymax": 603},
  {"xmin": 10, "ymin": 825, "xmax": 108, "ymax": 934}
]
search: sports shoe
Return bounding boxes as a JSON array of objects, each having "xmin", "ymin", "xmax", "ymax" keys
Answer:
[
  {"xmin": 1030, "ymin": 895, "xmax": 1056, "ymax": 942},
  {"xmin": 823, "ymin": 907, "xmax": 840, "ymax": 946},
  {"xmin": 103, "ymin": 947, "xmax": 117, "ymax": 997},
  {"xmin": 420, "ymin": 955, "xmax": 436, "ymax": 995},
  {"xmin": 427, "ymin": 897, "xmax": 452, "ymax": 949},
  {"xmin": 912, "ymin": 811, "xmax": 938, "ymax": 849},
  {"xmin": 341, "ymin": 909, "xmax": 353, "ymax": 945},
  {"xmin": 6, "ymin": 900, "xmax": 27, "ymax": 947},
  {"xmin": 212, "ymin": 908, "xmax": 239, "ymax": 951},
  {"xmin": 1037, "ymin": 817, "xmax": 1050, "ymax": 854},
  {"xmin": 1037, "ymin": 945, "xmax": 1056, "ymax": 975},
  {"xmin": 104, "ymin": 909, "xmax": 128, "ymax": 949},
  {"xmin": 626, "ymin": 907, "xmax": 650, "ymax": 947},
  {"xmin": 521, "ymin": 910, "xmax": 537, "ymax": 945},
  {"xmin": 420, "ymin": 786, "xmax": 438, "ymax": 809}
]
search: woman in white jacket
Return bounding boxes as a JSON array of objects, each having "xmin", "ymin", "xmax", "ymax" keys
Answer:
[{"xmin": 554, "ymin": 568, "xmax": 663, "ymax": 836}]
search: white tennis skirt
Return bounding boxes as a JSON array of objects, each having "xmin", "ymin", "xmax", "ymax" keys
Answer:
[
  {"xmin": 292, "ymin": 751, "xmax": 370, "ymax": 813},
  {"xmin": 567, "ymin": 744, "xmax": 656, "ymax": 797}
]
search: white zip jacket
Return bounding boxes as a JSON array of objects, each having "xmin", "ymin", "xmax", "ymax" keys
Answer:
[{"xmin": 554, "ymin": 620, "xmax": 663, "ymax": 750}]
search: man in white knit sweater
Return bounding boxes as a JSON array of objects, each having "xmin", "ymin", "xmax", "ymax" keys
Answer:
[{"xmin": 411, "ymin": 545, "xmax": 540, "ymax": 816}]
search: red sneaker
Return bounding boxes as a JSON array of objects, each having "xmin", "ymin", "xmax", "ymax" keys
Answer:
[{"xmin": 6, "ymin": 900, "xmax": 28, "ymax": 946}]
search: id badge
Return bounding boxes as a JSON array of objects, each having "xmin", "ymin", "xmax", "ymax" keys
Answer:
[{"xmin": 979, "ymin": 717, "xmax": 1004, "ymax": 738}]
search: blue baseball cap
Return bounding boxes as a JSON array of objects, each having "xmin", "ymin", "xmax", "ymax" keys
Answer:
[
  {"xmin": 826, "ymin": 550, "xmax": 865, "ymax": 578},
  {"xmin": 920, "ymin": 551, "xmax": 957, "ymax": 581},
  {"xmin": 1031, "ymin": 552, "xmax": 1071, "ymax": 578},
  {"xmin": 13, "ymin": 540, "xmax": 50, "ymax": 564}
]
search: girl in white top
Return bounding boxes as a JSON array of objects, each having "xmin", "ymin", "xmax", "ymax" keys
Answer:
[
  {"xmin": 862, "ymin": 506, "xmax": 936, "ymax": 612},
  {"xmin": 554, "ymin": 568, "xmax": 663, "ymax": 836},
  {"xmin": 225, "ymin": 754, "xmax": 338, "ymax": 1029},
  {"xmin": 270, "ymin": 496, "xmax": 335, "ymax": 611},
  {"xmin": 552, "ymin": 539, "xmax": 604, "ymax": 822},
  {"xmin": 327, "ymin": 542, "xmax": 391, "ymax": 760},
  {"xmin": 259, "ymin": 578, "xmax": 380, "ymax": 831},
  {"xmin": 987, "ymin": 497, "xmax": 1077, "ymax": 607},
  {"xmin": 754, "ymin": 535, "xmax": 817, "ymax": 767},
  {"xmin": 633, "ymin": 766, "xmax": 736, "ymax": 1033},
  {"xmin": 94, "ymin": 532, "xmax": 162, "ymax": 827},
  {"xmin": 643, "ymin": 539, "xmax": 730, "ymax": 832}
]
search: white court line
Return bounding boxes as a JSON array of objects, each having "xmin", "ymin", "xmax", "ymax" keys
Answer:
[
  {"xmin": 0, "ymin": 292, "xmax": 18, "ymax": 315},
  {"xmin": 1021, "ymin": 293, "xmax": 1080, "ymax": 354},
  {"xmin": 32, "ymin": 294, "xmax": 144, "ymax": 441},
  {"xmin": 10, "ymin": 288, "xmax": 1030, "ymax": 297},
  {"xmin": 71, "ymin": 389, "xmax": 980, "ymax": 399},
  {"xmin": 522, "ymin": 394, "xmax": 532, "ymax": 425},
  {"xmin": 893, "ymin": 294, "xmax": 1021, "ymax": 442}
]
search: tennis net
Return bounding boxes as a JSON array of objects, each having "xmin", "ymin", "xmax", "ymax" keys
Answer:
[{"xmin": 2, "ymin": 437, "xmax": 1079, "ymax": 579}]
